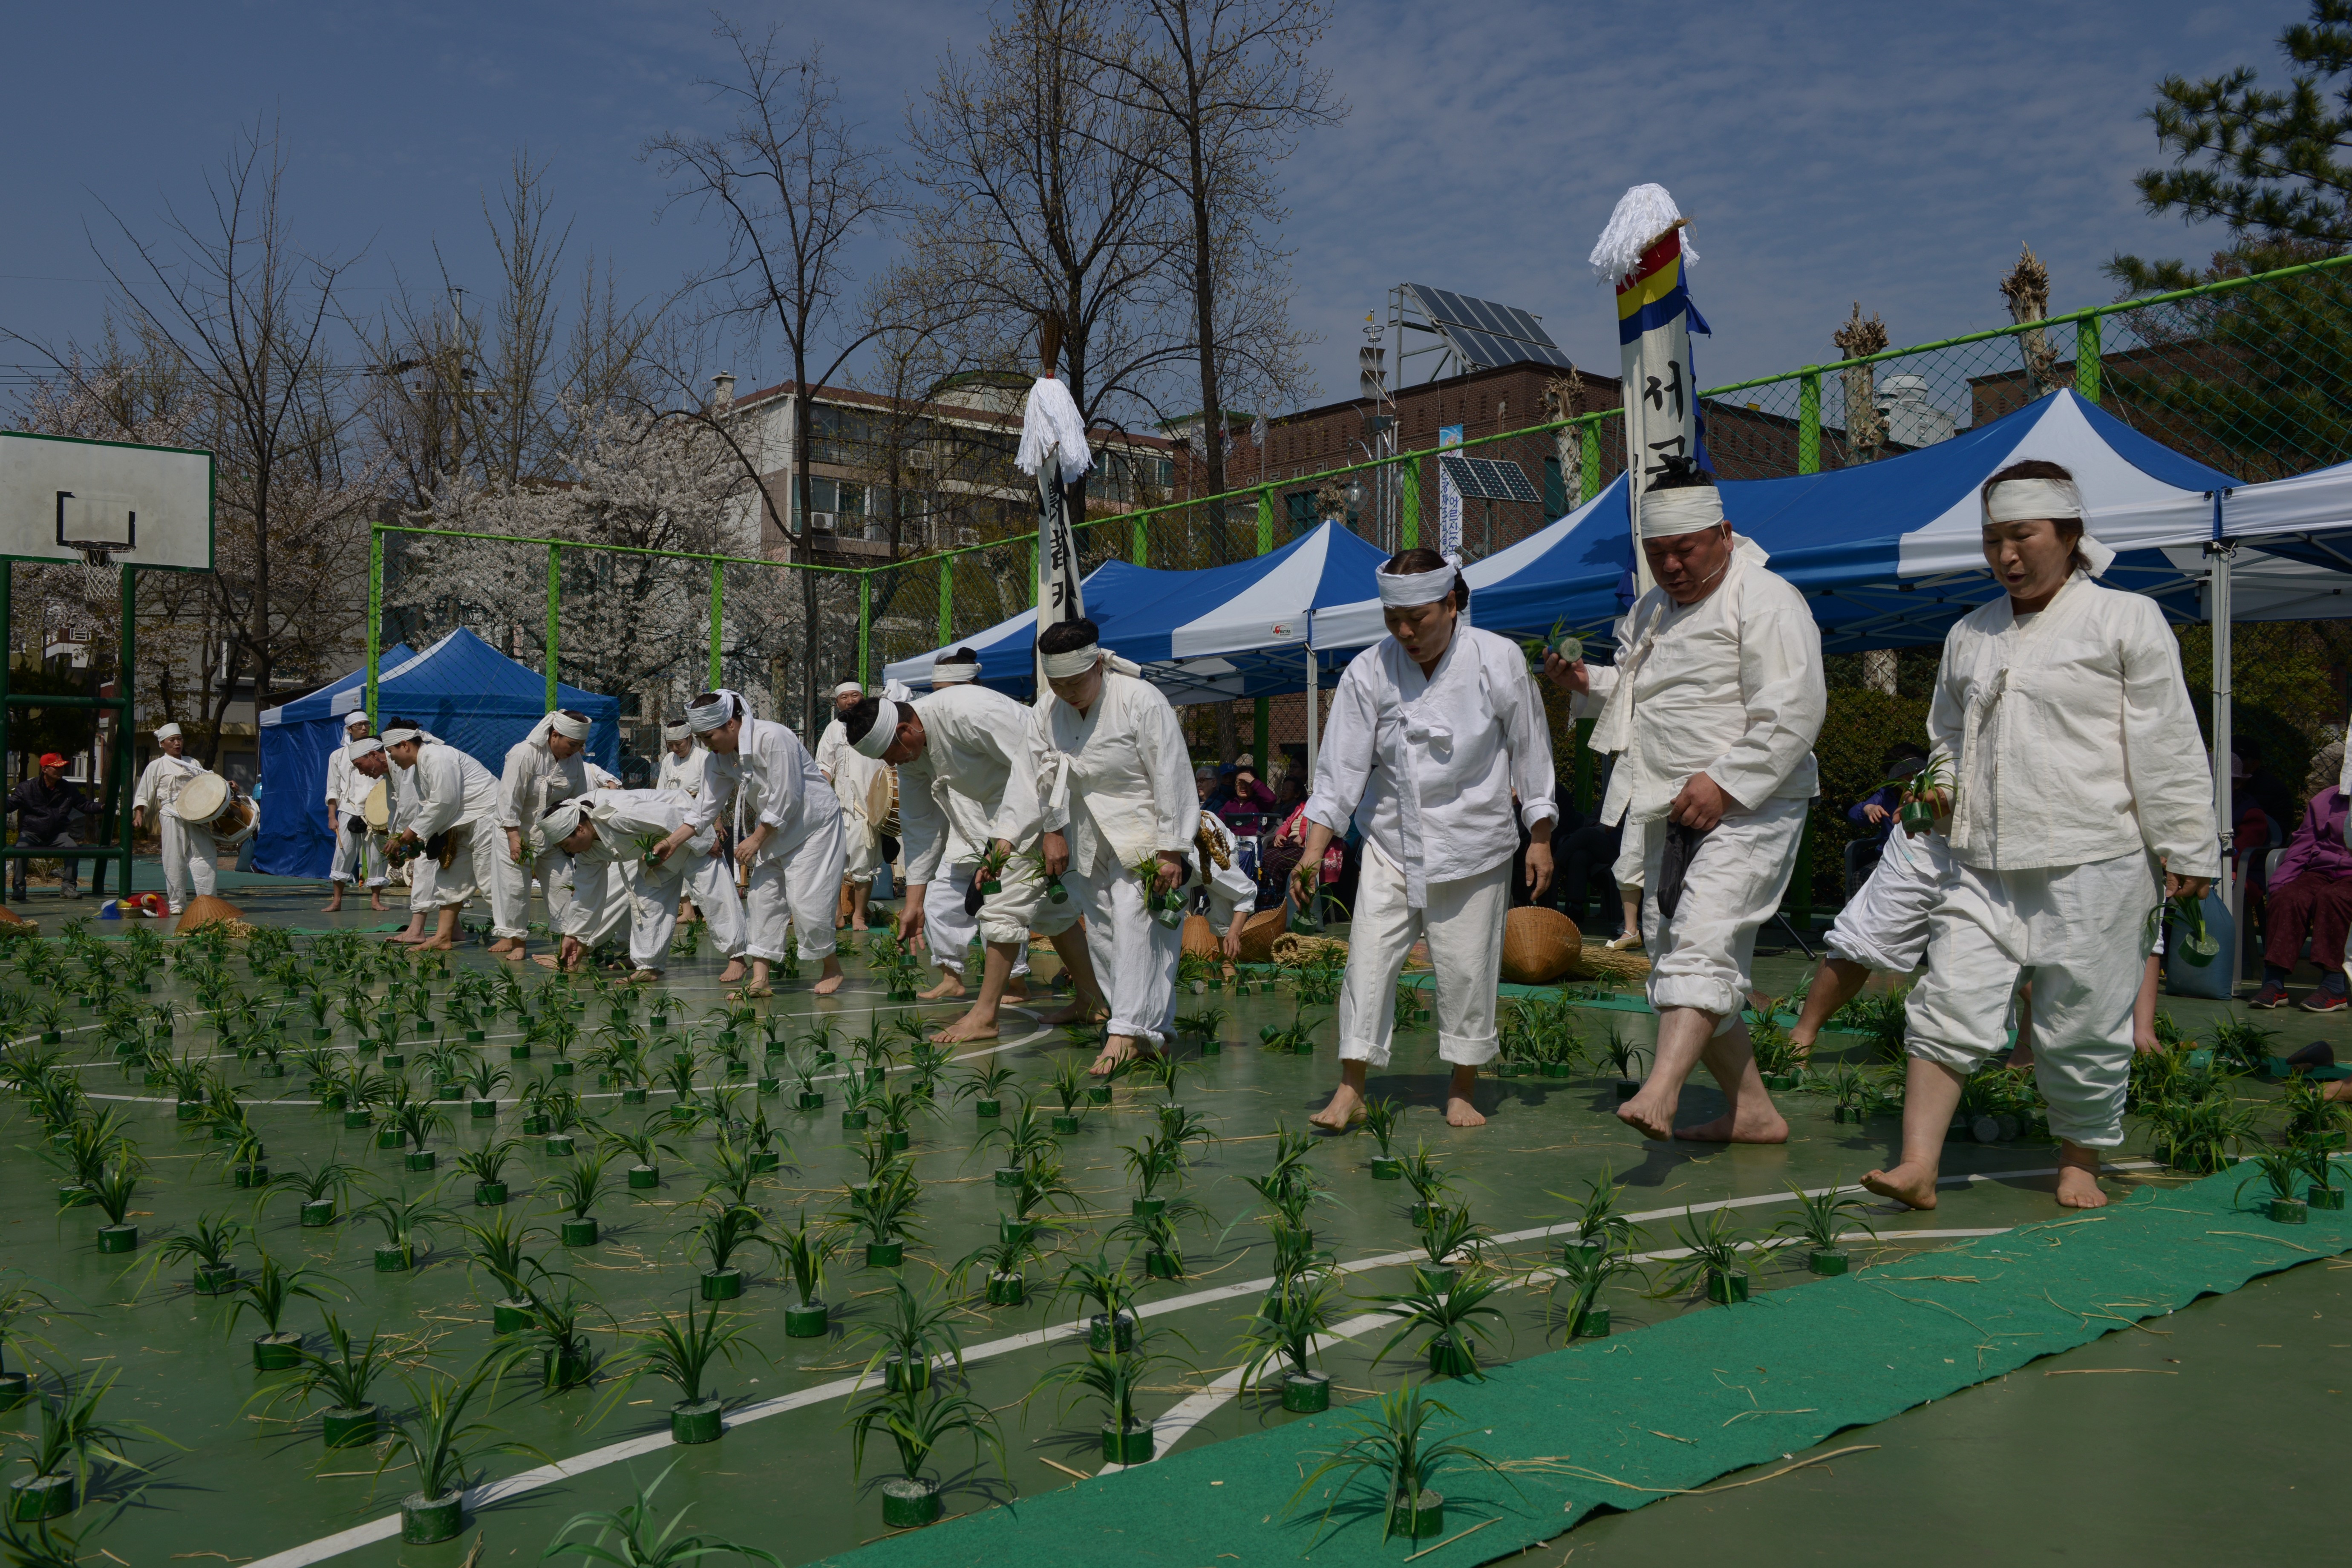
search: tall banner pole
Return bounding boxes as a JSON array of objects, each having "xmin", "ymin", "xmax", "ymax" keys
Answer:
[
  {"xmin": 1017, "ymin": 324, "xmax": 1091, "ymax": 706},
  {"xmin": 1592, "ymin": 184, "xmax": 1710, "ymax": 594}
]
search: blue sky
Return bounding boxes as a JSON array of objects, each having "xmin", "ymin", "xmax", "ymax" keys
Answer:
[{"xmin": 0, "ymin": 0, "xmax": 2295, "ymax": 412}]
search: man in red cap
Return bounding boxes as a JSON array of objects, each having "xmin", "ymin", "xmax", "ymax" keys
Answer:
[{"xmin": 6, "ymin": 753, "xmax": 100, "ymax": 900}]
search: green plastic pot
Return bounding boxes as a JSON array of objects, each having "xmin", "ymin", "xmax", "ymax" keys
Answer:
[
  {"xmin": 752, "ymin": 1148, "xmax": 781, "ymax": 1172},
  {"xmin": 470, "ymin": 1100, "xmax": 498, "ymax": 1121},
  {"xmin": 1614, "ymin": 1079, "xmax": 1641, "ymax": 1101},
  {"xmin": 1575, "ymin": 1307, "xmax": 1611, "ymax": 1338},
  {"xmin": 865, "ymin": 1239, "xmax": 905, "ymax": 1268},
  {"xmin": 194, "ymin": 1263, "xmax": 240, "ymax": 1296},
  {"xmin": 97, "ymin": 1224, "xmax": 137, "ymax": 1255},
  {"xmin": 542, "ymin": 1349, "xmax": 592, "ymax": 1389},
  {"xmin": 401, "ymin": 1490, "xmax": 463, "ymax": 1545},
  {"xmin": 1101, "ymin": 1421, "xmax": 1154, "ymax": 1465},
  {"xmin": 493, "ymin": 1298, "xmax": 534, "ymax": 1335},
  {"xmin": 1413, "ymin": 1264, "xmax": 1459, "ymax": 1294},
  {"xmin": 997, "ymin": 1216, "xmax": 1032, "ymax": 1248},
  {"xmin": 175, "ymin": 1099, "xmax": 202, "ymax": 1121},
  {"xmin": 1280, "ymin": 1371, "xmax": 1331, "ymax": 1413},
  {"xmin": 404, "ymin": 1150, "xmax": 436, "ymax": 1172},
  {"xmin": 1130, "ymin": 1196, "xmax": 1167, "ymax": 1220},
  {"xmin": 1369, "ymin": 1156, "xmax": 1404, "ymax": 1180},
  {"xmin": 322, "ymin": 1403, "xmax": 383, "ymax": 1448},
  {"xmin": 1086, "ymin": 1083, "xmax": 1113, "ymax": 1105},
  {"xmin": 757, "ymin": 1075, "xmax": 781, "ymax": 1094},
  {"xmin": 974, "ymin": 1098, "xmax": 1002, "ymax": 1119},
  {"xmin": 510, "ymin": 1043, "xmax": 533, "ymax": 1061},
  {"xmin": 2269, "ymin": 1197, "xmax": 2309, "ymax": 1225},
  {"xmin": 1052, "ymin": 1114, "xmax": 1081, "ymax": 1136},
  {"xmin": 375, "ymin": 1127, "xmax": 406, "ymax": 1150},
  {"xmin": 1395, "ymin": 1488, "xmax": 1445, "ymax": 1540},
  {"xmin": 700, "ymin": 1268, "xmax": 744, "ymax": 1301},
  {"xmin": 9, "ymin": 1473, "xmax": 73, "ymax": 1523},
  {"xmin": 434, "ymin": 1081, "xmax": 463, "ymax": 1101},
  {"xmin": 464, "ymin": 1029, "xmax": 486, "ymax": 1044},
  {"xmin": 1200, "ymin": 1035, "xmax": 1222, "ymax": 1055},
  {"xmin": 546, "ymin": 1133, "xmax": 577, "ymax": 1156},
  {"xmin": 621, "ymin": 1088, "xmax": 649, "ymax": 1105},
  {"xmin": 343, "ymin": 1109, "xmax": 373, "ymax": 1130},
  {"xmin": 561, "ymin": 1217, "xmax": 600, "ymax": 1246},
  {"xmin": 796, "ymin": 1090, "xmax": 823, "ymax": 1111},
  {"xmin": 1762, "ymin": 1072, "xmax": 1801, "ymax": 1092},
  {"xmin": 1706, "ymin": 1270, "xmax": 1752, "ymax": 1304},
  {"xmin": 2310, "ymin": 1185, "xmax": 2346, "ymax": 1211},
  {"xmin": 1427, "ymin": 1340, "xmax": 1477, "ymax": 1378},
  {"xmin": 1810, "ymin": 1248, "xmax": 1851, "ymax": 1277},
  {"xmin": 474, "ymin": 1182, "xmax": 508, "ymax": 1207},
  {"xmin": 55, "ymin": 1184, "xmax": 89, "ymax": 1208},
  {"xmin": 784, "ymin": 1300, "xmax": 829, "ymax": 1337},
  {"xmin": 1144, "ymin": 1250, "xmax": 1182, "ymax": 1280},
  {"xmin": 520, "ymin": 1115, "xmax": 551, "ymax": 1135},
  {"xmin": 884, "ymin": 1128, "xmax": 911, "ymax": 1152},
  {"xmin": 257, "ymin": 1063, "xmax": 287, "ymax": 1079},
  {"xmin": 879, "ymin": 1477, "xmax": 943, "ymax": 1528},
  {"xmin": 253, "ymin": 1332, "xmax": 303, "ymax": 1371},
  {"xmin": 301, "ymin": 1199, "xmax": 336, "ymax": 1228},
  {"xmin": 671, "ymin": 1398, "xmax": 723, "ymax": 1446},
  {"xmin": 375, "ymin": 1244, "xmax": 412, "ymax": 1273},
  {"xmin": 841, "ymin": 1110, "xmax": 870, "ymax": 1131},
  {"xmin": 1539, "ymin": 1061, "xmax": 1574, "ymax": 1080},
  {"xmin": 985, "ymin": 1271, "xmax": 1025, "ymax": 1306},
  {"xmin": 379, "ymin": 1053, "xmax": 405, "ymax": 1070},
  {"xmin": 885, "ymin": 1353, "xmax": 931, "ymax": 1394},
  {"xmin": 549, "ymin": 1061, "xmax": 575, "ymax": 1078},
  {"xmin": 0, "ymin": 1371, "xmax": 30, "ymax": 1413},
  {"xmin": 1087, "ymin": 1311, "xmax": 1136, "ymax": 1354}
]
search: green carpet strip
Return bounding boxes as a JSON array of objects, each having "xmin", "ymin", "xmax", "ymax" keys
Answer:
[{"xmin": 821, "ymin": 1164, "xmax": 2349, "ymax": 1567}]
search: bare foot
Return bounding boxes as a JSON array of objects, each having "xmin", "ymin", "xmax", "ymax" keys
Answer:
[
  {"xmin": 919, "ymin": 972, "xmax": 966, "ymax": 1001},
  {"xmin": 1003, "ymin": 979, "xmax": 1030, "ymax": 1003},
  {"xmin": 2326, "ymin": 1080, "xmax": 2352, "ymax": 1104},
  {"xmin": 2054, "ymin": 1147, "xmax": 2108, "ymax": 1209},
  {"xmin": 1309, "ymin": 1079, "xmax": 1366, "ymax": 1132},
  {"xmin": 811, "ymin": 968, "xmax": 844, "ymax": 997},
  {"xmin": 850, "ymin": 921, "xmax": 869, "ymax": 932},
  {"xmin": 386, "ymin": 931, "xmax": 426, "ymax": 946},
  {"xmin": 1614, "ymin": 1087, "xmax": 1677, "ymax": 1141},
  {"xmin": 532, "ymin": 953, "xmax": 560, "ymax": 969},
  {"xmin": 1675, "ymin": 1106, "xmax": 1790, "ymax": 1144},
  {"xmin": 931, "ymin": 1011, "xmax": 1000, "ymax": 1044},
  {"xmin": 1861, "ymin": 1162, "xmax": 1940, "ymax": 1211},
  {"xmin": 625, "ymin": 968, "xmax": 662, "ymax": 985},
  {"xmin": 1090, "ymin": 1035, "xmax": 1151, "ymax": 1077},
  {"xmin": 487, "ymin": 937, "xmax": 520, "ymax": 955},
  {"xmin": 1445, "ymin": 1095, "xmax": 1486, "ymax": 1128},
  {"xmin": 727, "ymin": 984, "xmax": 775, "ymax": 1001},
  {"xmin": 370, "ymin": 894, "xmax": 388, "ymax": 912},
  {"xmin": 719, "ymin": 960, "xmax": 747, "ymax": 985},
  {"xmin": 415, "ymin": 934, "xmax": 453, "ymax": 952},
  {"xmin": 322, "ymin": 894, "xmax": 345, "ymax": 913}
]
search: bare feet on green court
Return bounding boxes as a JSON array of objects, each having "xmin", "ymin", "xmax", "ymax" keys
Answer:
[
  {"xmin": 1090, "ymin": 1035, "xmax": 1153, "ymax": 1076},
  {"xmin": 1861, "ymin": 1161, "xmax": 1939, "ymax": 1210},
  {"xmin": 931, "ymin": 1009, "xmax": 999, "ymax": 1044},
  {"xmin": 812, "ymin": 959, "xmax": 843, "ymax": 996},
  {"xmin": 1614, "ymin": 1087, "xmax": 1678, "ymax": 1141},
  {"xmin": 1675, "ymin": 1104, "xmax": 1789, "ymax": 1144},
  {"xmin": 1309, "ymin": 1078, "xmax": 1366, "ymax": 1131},
  {"xmin": 719, "ymin": 959, "xmax": 747, "ymax": 985},
  {"xmin": 919, "ymin": 972, "xmax": 966, "ymax": 1001},
  {"xmin": 2054, "ymin": 1145, "xmax": 2108, "ymax": 1209},
  {"xmin": 1445, "ymin": 1066, "xmax": 1485, "ymax": 1127},
  {"xmin": 322, "ymin": 890, "xmax": 345, "ymax": 913}
]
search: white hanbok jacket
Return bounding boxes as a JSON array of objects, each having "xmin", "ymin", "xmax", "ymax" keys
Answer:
[
  {"xmin": 323, "ymin": 747, "xmax": 358, "ymax": 816},
  {"xmin": 1306, "ymin": 624, "xmax": 1557, "ymax": 907},
  {"xmin": 683, "ymin": 717, "xmax": 839, "ymax": 860},
  {"xmin": 1930, "ymin": 572, "xmax": 2219, "ymax": 878},
  {"xmin": 556, "ymin": 788, "xmax": 709, "ymax": 937},
  {"xmin": 133, "ymin": 754, "xmax": 207, "ymax": 818},
  {"xmin": 656, "ymin": 745, "xmax": 706, "ymax": 799},
  {"xmin": 897, "ymin": 684, "xmax": 1051, "ymax": 887},
  {"xmin": 496, "ymin": 728, "xmax": 588, "ymax": 847},
  {"xmin": 398, "ymin": 743, "xmax": 501, "ymax": 838},
  {"xmin": 1038, "ymin": 671, "xmax": 1198, "ymax": 879},
  {"xmin": 1572, "ymin": 537, "xmax": 1825, "ymax": 824}
]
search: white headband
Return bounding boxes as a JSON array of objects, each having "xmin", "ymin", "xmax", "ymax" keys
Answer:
[
  {"xmin": 1640, "ymin": 486, "xmax": 1726, "ymax": 538},
  {"xmin": 663, "ymin": 720, "xmax": 690, "ymax": 741},
  {"xmin": 932, "ymin": 660, "xmax": 980, "ymax": 686},
  {"xmin": 687, "ymin": 697, "xmax": 735, "ymax": 735},
  {"xmin": 834, "ymin": 682, "xmax": 863, "ymax": 698},
  {"xmin": 380, "ymin": 727, "xmax": 423, "ymax": 749},
  {"xmin": 1375, "ymin": 554, "xmax": 1462, "ymax": 609},
  {"xmin": 853, "ymin": 698, "xmax": 901, "ymax": 758},
  {"xmin": 153, "ymin": 723, "xmax": 182, "ymax": 741},
  {"xmin": 548, "ymin": 712, "xmax": 590, "ymax": 741},
  {"xmin": 1041, "ymin": 644, "xmax": 1102, "ymax": 680},
  {"xmin": 1983, "ymin": 477, "xmax": 2115, "ymax": 576},
  {"xmin": 541, "ymin": 798, "xmax": 588, "ymax": 844},
  {"xmin": 345, "ymin": 737, "xmax": 385, "ymax": 760},
  {"xmin": 342, "ymin": 710, "xmax": 370, "ymax": 731}
]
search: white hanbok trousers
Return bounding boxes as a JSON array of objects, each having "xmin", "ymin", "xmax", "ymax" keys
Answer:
[
  {"xmin": 1064, "ymin": 867, "xmax": 1181, "ymax": 1044},
  {"xmin": 844, "ymin": 819, "xmax": 884, "ymax": 885},
  {"xmin": 490, "ymin": 839, "xmax": 574, "ymax": 940},
  {"xmin": 1335, "ymin": 840, "xmax": 1509, "ymax": 1069},
  {"xmin": 408, "ymin": 823, "xmax": 497, "ymax": 913},
  {"xmin": 923, "ymin": 865, "xmax": 1031, "ymax": 978},
  {"xmin": 969, "ymin": 853, "xmax": 1080, "ymax": 950},
  {"xmin": 677, "ymin": 847, "xmax": 748, "ymax": 960},
  {"xmin": 329, "ymin": 819, "xmax": 386, "ymax": 888},
  {"xmin": 744, "ymin": 815, "xmax": 849, "ymax": 963},
  {"xmin": 1824, "ymin": 826, "xmax": 1951, "ymax": 974},
  {"xmin": 1905, "ymin": 849, "xmax": 2159, "ymax": 1149},
  {"xmin": 1640, "ymin": 794, "xmax": 1807, "ymax": 1024},
  {"xmin": 159, "ymin": 814, "xmax": 218, "ymax": 913}
]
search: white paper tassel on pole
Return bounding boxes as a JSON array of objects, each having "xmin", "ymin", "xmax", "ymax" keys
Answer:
[
  {"xmin": 1017, "ymin": 375, "xmax": 1092, "ymax": 482},
  {"xmin": 1589, "ymin": 184, "xmax": 1697, "ymax": 283}
]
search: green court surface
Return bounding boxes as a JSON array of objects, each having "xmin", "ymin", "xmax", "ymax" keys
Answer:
[{"xmin": 0, "ymin": 873, "xmax": 2343, "ymax": 1568}]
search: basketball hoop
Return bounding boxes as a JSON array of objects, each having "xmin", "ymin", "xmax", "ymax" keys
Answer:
[{"xmin": 62, "ymin": 542, "xmax": 119, "ymax": 615}]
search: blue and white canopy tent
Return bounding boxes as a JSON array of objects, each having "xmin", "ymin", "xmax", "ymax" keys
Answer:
[
  {"xmin": 254, "ymin": 628, "xmax": 620, "ymax": 879},
  {"xmin": 884, "ymin": 520, "xmax": 1391, "ymax": 705}
]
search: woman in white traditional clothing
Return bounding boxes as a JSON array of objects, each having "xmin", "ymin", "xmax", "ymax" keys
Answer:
[
  {"xmin": 488, "ymin": 710, "xmax": 591, "ymax": 963},
  {"xmin": 817, "ymin": 680, "xmax": 888, "ymax": 932},
  {"xmin": 130, "ymin": 723, "xmax": 217, "ymax": 914},
  {"xmin": 1864, "ymin": 460, "xmax": 2218, "ymax": 1212},
  {"xmin": 904, "ymin": 651, "xmax": 1030, "ymax": 1003},
  {"xmin": 322, "ymin": 711, "xmax": 390, "ymax": 914},
  {"xmin": 1297, "ymin": 548, "xmax": 1557, "ymax": 1130},
  {"xmin": 1035, "ymin": 617, "xmax": 1200, "ymax": 1074}
]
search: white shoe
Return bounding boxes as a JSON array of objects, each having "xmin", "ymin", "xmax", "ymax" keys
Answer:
[{"xmin": 1603, "ymin": 931, "xmax": 1643, "ymax": 951}]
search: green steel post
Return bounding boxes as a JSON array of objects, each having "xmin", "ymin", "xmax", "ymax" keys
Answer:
[
  {"xmin": 937, "ymin": 555, "xmax": 953, "ymax": 646},
  {"xmin": 1798, "ymin": 372, "xmax": 1822, "ymax": 475},
  {"xmin": 709, "ymin": 559, "xmax": 724, "ymax": 688},
  {"xmin": 366, "ymin": 528, "xmax": 383, "ymax": 722},
  {"xmin": 1399, "ymin": 464, "xmax": 1420, "ymax": 550},
  {"xmin": 856, "ymin": 571, "xmax": 872, "ymax": 687},
  {"xmin": 1256, "ymin": 487, "xmax": 1274, "ymax": 555},
  {"xmin": 544, "ymin": 545, "xmax": 560, "ymax": 711},
  {"xmin": 1580, "ymin": 421, "xmax": 1601, "ymax": 501},
  {"xmin": 1254, "ymin": 486, "xmax": 1274, "ymax": 774},
  {"xmin": 2075, "ymin": 313, "xmax": 2102, "ymax": 403}
]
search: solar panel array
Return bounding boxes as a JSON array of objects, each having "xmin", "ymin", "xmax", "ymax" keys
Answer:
[
  {"xmin": 1438, "ymin": 454, "xmax": 1542, "ymax": 504},
  {"xmin": 1406, "ymin": 284, "xmax": 1576, "ymax": 372}
]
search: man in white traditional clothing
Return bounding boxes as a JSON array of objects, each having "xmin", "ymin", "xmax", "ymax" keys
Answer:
[
  {"xmin": 352, "ymin": 726, "xmax": 502, "ymax": 951},
  {"xmin": 904, "ymin": 651, "xmax": 1030, "ymax": 1002},
  {"xmin": 654, "ymin": 717, "xmax": 707, "ymax": 929},
  {"xmin": 816, "ymin": 680, "xmax": 887, "ymax": 932},
  {"xmin": 130, "ymin": 722, "xmax": 218, "ymax": 914},
  {"xmin": 1297, "ymin": 548, "xmax": 1557, "ymax": 1130},
  {"xmin": 1863, "ymin": 461, "xmax": 2217, "ymax": 1211},
  {"xmin": 848, "ymin": 677, "xmax": 1103, "ymax": 1043},
  {"xmin": 542, "ymin": 790, "xmax": 720, "ymax": 978},
  {"xmin": 322, "ymin": 711, "xmax": 390, "ymax": 914},
  {"xmin": 488, "ymin": 710, "xmax": 592, "ymax": 963},
  {"xmin": 1547, "ymin": 460, "xmax": 1825, "ymax": 1144},
  {"xmin": 1035, "ymin": 618, "xmax": 1199, "ymax": 1074},
  {"xmin": 646, "ymin": 689, "xmax": 844, "ymax": 997}
]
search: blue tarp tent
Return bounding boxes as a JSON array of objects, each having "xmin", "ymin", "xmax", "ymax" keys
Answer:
[
  {"xmin": 884, "ymin": 521, "xmax": 1391, "ymax": 703},
  {"xmin": 254, "ymin": 628, "xmax": 620, "ymax": 878},
  {"xmin": 1311, "ymin": 391, "xmax": 2241, "ymax": 655}
]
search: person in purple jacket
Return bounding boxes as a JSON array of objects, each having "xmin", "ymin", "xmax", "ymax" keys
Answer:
[{"xmin": 2251, "ymin": 741, "xmax": 2352, "ymax": 1011}]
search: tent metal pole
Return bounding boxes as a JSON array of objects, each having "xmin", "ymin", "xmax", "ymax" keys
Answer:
[
  {"xmin": 366, "ymin": 528, "xmax": 383, "ymax": 724},
  {"xmin": 2209, "ymin": 516, "xmax": 2236, "ymax": 993},
  {"xmin": 545, "ymin": 545, "xmax": 561, "ymax": 713},
  {"xmin": 1304, "ymin": 643, "xmax": 1319, "ymax": 794}
]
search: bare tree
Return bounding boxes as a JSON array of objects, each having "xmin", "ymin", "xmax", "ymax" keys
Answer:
[
  {"xmin": 1081, "ymin": 0, "xmax": 1338, "ymax": 527},
  {"xmin": 648, "ymin": 24, "xmax": 902, "ymax": 734}
]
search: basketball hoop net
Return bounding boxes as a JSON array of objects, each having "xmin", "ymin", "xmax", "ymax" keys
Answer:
[{"xmin": 63, "ymin": 543, "xmax": 118, "ymax": 615}]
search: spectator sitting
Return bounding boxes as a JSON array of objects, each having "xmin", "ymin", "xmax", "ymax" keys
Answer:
[
  {"xmin": 1205, "ymin": 759, "xmax": 1275, "ymax": 835},
  {"xmin": 1256, "ymin": 771, "xmax": 1311, "ymax": 911},
  {"xmin": 7, "ymin": 753, "xmax": 101, "ymax": 900},
  {"xmin": 1843, "ymin": 741, "xmax": 1927, "ymax": 896},
  {"xmin": 2250, "ymin": 741, "xmax": 2352, "ymax": 1012}
]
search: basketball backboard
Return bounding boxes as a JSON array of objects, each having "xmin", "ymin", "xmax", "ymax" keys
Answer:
[{"xmin": 0, "ymin": 430, "xmax": 214, "ymax": 571}]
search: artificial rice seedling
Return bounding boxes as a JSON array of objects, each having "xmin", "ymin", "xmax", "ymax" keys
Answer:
[
  {"xmin": 373, "ymin": 1350, "xmax": 542, "ymax": 1519},
  {"xmin": 1369, "ymin": 1273, "xmax": 1505, "ymax": 1376},
  {"xmin": 1287, "ymin": 1386, "xmax": 1510, "ymax": 1543},
  {"xmin": 848, "ymin": 1382, "xmax": 1003, "ymax": 1523},
  {"xmin": 1236, "ymin": 1270, "xmax": 1346, "ymax": 1390},
  {"xmin": 541, "ymin": 1461, "xmax": 779, "ymax": 1568},
  {"xmin": 1772, "ymin": 1185, "xmax": 1880, "ymax": 1268},
  {"xmin": 850, "ymin": 1280, "xmax": 967, "ymax": 1393},
  {"xmin": 224, "ymin": 1248, "xmax": 343, "ymax": 1342},
  {"xmin": 1655, "ymin": 1207, "xmax": 1754, "ymax": 1300},
  {"xmin": 602, "ymin": 1298, "xmax": 764, "ymax": 1415},
  {"xmin": 1549, "ymin": 1238, "xmax": 1642, "ymax": 1337}
]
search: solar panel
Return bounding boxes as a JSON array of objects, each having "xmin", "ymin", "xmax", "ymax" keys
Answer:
[
  {"xmin": 1439, "ymin": 454, "xmax": 1541, "ymax": 504},
  {"xmin": 1405, "ymin": 284, "xmax": 1576, "ymax": 372}
]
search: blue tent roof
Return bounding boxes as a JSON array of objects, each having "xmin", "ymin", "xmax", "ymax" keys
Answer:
[
  {"xmin": 1312, "ymin": 391, "xmax": 2242, "ymax": 654},
  {"xmin": 884, "ymin": 521, "xmax": 1391, "ymax": 703},
  {"xmin": 253, "ymin": 628, "xmax": 621, "ymax": 879}
]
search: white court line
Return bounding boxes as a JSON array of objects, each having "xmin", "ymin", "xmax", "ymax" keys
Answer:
[{"xmin": 231, "ymin": 1164, "xmax": 2119, "ymax": 1568}]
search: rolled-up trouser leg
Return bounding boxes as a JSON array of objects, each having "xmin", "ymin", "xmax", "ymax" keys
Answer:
[
  {"xmin": 1067, "ymin": 868, "xmax": 1181, "ymax": 1043},
  {"xmin": 1823, "ymin": 826, "xmax": 1952, "ymax": 975},
  {"xmin": 844, "ymin": 821, "xmax": 882, "ymax": 886},
  {"xmin": 1906, "ymin": 850, "xmax": 2157, "ymax": 1148},
  {"xmin": 1335, "ymin": 842, "xmax": 1416, "ymax": 1069},
  {"xmin": 1335, "ymin": 842, "xmax": 1507, "ymax": 1069},
  {"xmin": 682, "ymin": 848, "xmax": 747, "ymax": 958},
  {"xmin": 428, "ymin": 822, "xmax": 494, "ymax": 910},
  {"xmin": 980, "ymin": 851, "xmax": 1078, "ymax": 948},
  {"xmin": 746, "ymin": 815, "xmax": 849, "ymax": 962},
  {"xmin": 1642, "ymin": 795, "xmax": 1807, "ymax": 1028},
  {"xmin": 490, "ymin": 833, "xmax": 531, "ymax": 938},
  {"xmin": 408, "ymin": 850, "xmax": 439, "ymax": 914},
  {"xmin": 159, "ymin": 814, "xmax": 195, "ymax": 911},
  {"xmin": 923, "ymin": 867, "xmax": 1027, "ymax": 977},
  {"xmin": 621, "ymin": 862, "xmax": 685, "ymax": 971},
  {"xmin": 331, "ymin": 819, "xmax": 363, "ymax": 885}
]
